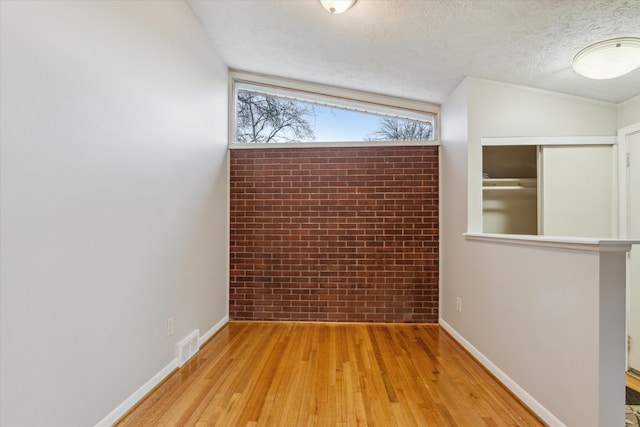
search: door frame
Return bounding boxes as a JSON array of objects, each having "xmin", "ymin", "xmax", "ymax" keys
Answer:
[{"xmin": 619, "ymin": 121, "xmax": 640, "ymax": 371}]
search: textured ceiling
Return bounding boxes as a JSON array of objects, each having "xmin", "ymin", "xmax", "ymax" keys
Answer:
[{"xmin": 187, "ymin": 0, "xmax": 640, "ymax": 105}]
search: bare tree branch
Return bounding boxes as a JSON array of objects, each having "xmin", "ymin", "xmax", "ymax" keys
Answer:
[
  {"xmin": 366, "ymin": 117, "xmax": 433, "ymax": 141},
  {"xmin": 236, "ymin": 91, "xmax": 315, "ymax": 143}
]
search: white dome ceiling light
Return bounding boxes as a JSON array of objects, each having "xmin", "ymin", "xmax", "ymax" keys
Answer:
[
  {"xmin": 573, "ymin": 37, "xmax": 640, "ymax": 80},
  {"xmin": 320, "ymin": 0, "xmax": 357, "ymax": 14}
]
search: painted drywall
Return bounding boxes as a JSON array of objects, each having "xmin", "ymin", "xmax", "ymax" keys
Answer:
[
  {"xmin": 466, "ymin": 79, "xmax": 617, "ymax": 233},
  {"xmin": 441, "ymin": 78, "xmax": 621, "ymax": 425},
  {"xmin": 0, "ymin": 1, "xmax": 229, "ymax": 426},
  {"xmin": 618, "ymin": 94, "xmax": 640, "ymax": 129}
]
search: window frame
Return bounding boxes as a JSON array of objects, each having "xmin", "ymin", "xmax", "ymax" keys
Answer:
[{"xmin": 229, "ymin": 71, "xmax": 441, "ymax": 149}]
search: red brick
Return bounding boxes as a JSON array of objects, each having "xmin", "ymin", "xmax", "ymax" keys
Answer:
[{"xmin": 229, "ymin": 146, "xmax": 439, "ymax": 323}]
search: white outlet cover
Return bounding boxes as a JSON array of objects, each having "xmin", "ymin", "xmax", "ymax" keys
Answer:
[{"xmin": 167, "ymin": 317, "xmax": 175, "ymax": 336}]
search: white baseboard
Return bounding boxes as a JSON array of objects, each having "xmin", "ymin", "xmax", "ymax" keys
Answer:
[
  {"xmin": 94, "ymin": 315, "xmax": 229, "ymax": 427},
  {"xmin": 439, "ymin": 319, "xmax": 566, "ymax": 427},
  {"xmin": 200, "ymin": 315, "xmax": 229, "ymax": 346},
  {"xmin": 94, "ymin": 358, "xmax": 177, "ymax": 427}
]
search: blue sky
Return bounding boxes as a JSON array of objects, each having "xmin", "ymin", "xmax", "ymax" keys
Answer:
[
  {"xmin": 310, "ymin": 105, "xmax": 383, "ymax": 142},
  {"xmin": 236, "ymin": 90, "xmax": 433, "ymax": 143}
]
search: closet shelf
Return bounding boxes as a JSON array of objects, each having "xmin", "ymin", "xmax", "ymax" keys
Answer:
[
  {"xmin": 483, "ymin": 186, "xmax": 537, "ymax": 192},
  {"xmin": 483, "ymin": 178, "xmax": 537, "ymax": 195},
  {"xmin": 483, "ymin": 178, "xmax": 537, "ymax": 188}
]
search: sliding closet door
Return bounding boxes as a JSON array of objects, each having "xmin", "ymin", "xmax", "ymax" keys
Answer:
[
  {"xmin": 540, "ymin": 145, "xmax": 614, "ymax": 238},
  {"xmin": 626, "ymin": 129, "xmax": 640, "ymax": 373}
]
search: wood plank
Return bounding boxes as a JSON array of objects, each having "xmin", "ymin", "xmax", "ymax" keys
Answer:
[
  {"xmin": 628, "ymin": 372, "xmax": 640, "ymax": 393},
  {"xmin": 116, "ymin": 322, "xmax": 547, "ymax": 427}
]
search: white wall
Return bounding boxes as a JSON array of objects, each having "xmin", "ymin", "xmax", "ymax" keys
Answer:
[
  {"xmin": 441, "ymin": 78, "xmax": 621, "ymax": 426},
  {"xmin": 0, "ymin": 2, "xmax": 229, "ymax": 425},
  {"xmin": 618, "ymin": 94, "xmax": 640, "ymax": 129},
  {"xmin": 466, "ymin": 79, "xmax": 617, "ymax": 232}
]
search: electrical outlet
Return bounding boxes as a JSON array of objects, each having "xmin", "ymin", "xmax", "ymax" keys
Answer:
[
  {"xmin": 167, "ymin": 317, "xmax": 175, "ymax": 336},
  {"xmin": 456, "ymin": 297, "xmax": 462, "ymax": 313}
]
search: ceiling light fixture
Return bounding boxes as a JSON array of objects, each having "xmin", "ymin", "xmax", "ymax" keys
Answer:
[
  {"xmin": 572, "ymin": 37, "xmax": 640, "ymax": 80},
  {"xmin": 320, "ymin": 0, "xmax": 356, "ymax": 14}
]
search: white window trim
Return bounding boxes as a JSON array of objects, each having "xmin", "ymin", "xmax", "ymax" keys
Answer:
[
  {"xmin": 229, "ymin": 70, "xmax": 441, "ymax": 148},
  {"xmin": 230, "ymin": 140, "xmax": 441, "ymax": 150}
]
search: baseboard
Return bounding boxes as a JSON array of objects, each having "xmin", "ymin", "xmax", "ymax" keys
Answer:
[
  {"xmin": 94, "ymin": 358, "xmax": 178, "ymax": 427},
  {"xmin": 94, "ymin": 315, "xmax": 229, "ymax": 427},
  {"xmin": 200, "ymin": 315, "xmax": 229, "ymax": 346},
  {"xmin": 439, "ymin": 319, "xmax": 566, "ymax": 427}
]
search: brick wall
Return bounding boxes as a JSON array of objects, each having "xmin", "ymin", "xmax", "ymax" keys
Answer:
[{"xmin": 230, "ymin": 146, "xmax": 439, "ymax": 323}]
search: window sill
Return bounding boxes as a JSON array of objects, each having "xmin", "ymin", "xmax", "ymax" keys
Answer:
[
  {"xmin": 464, "ymin": 232, "xmax": 639, "ymax": 253},
  {"xmin": 229, "ymin": 140, "xmax": 441, "ymax": 149}
]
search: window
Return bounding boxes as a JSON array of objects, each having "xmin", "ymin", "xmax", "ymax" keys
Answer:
[{"xmin": 230, "ymin": 73, "xmax": 439, "ymax": 147}]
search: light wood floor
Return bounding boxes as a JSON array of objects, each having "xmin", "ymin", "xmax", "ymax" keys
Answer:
[
  {"xmin": 629, "ymin": 372, "xmax": 640, "ymax": 393},
  {"xmin": 116, "ymin": 322, "xmax": 545, "ymax": 426}
]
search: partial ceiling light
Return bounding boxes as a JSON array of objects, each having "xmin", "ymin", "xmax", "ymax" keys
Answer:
[
  {"xmin": 320, "ymin": 0, "xmax": 356, "ymax": 14},
  {"xmin": 573, "ymin": 37, "xmax": 640, "ymax": 80}
]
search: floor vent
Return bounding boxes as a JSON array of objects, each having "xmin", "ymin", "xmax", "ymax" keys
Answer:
[{"xmin": 177, "ymin": 329, "xmax": 200, "ymax": 367}]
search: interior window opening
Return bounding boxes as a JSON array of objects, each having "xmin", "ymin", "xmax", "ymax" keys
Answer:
[{"xmin": 232, "ymin": 79, "xmax": 438, "ymax": 146}]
